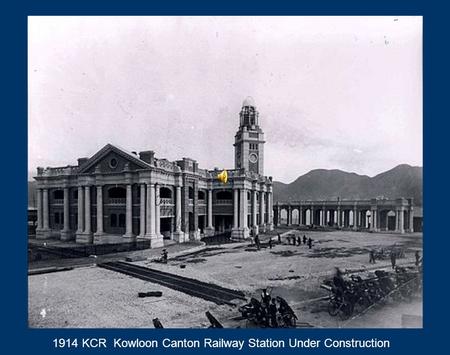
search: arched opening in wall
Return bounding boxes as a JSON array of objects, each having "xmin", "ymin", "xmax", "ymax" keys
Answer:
[
  {"xmin": 53, "ymin": 190, "xmax": 63, "ymax": 200},
  {"xmin": 160, "ymin": 217, "xmax": 172, "ymax": 239},
  {"xmin": 305, "ymin": 209, "xmax": 311, "ymax": 225},
  {"xmin": 198, "ymin": 215, "xmax": 205, "ymax": 233},
  {"xmin": 365, "ymin": 211, "xmax": 372, "ymax": 229},
  {"xmin": 160, "ymin": 187, "xmax": 172, "ymax": 199},
  {"xmin": 387, "ymin": 210, "xmax": 396, "ymax": 231},
  {"xmin": 350, "ymin": 210, "xmax": 355, "ymax": 227},
  {"xmin": 280, "ymin": 209, "xmax": 287, "ymax": 224},
  {"xmin": 216, "ymin": 190, "xmax": 232, "ymax": 200},
  {"xmin": 198, "ymin": 190, "xmax": 205, "ymax": 200},
  {"xmin": 247, "ymin": 191, "xmax": 251, "ymax": 201},
  {"xmin": 292, "ymin": 209, "xmax": 299, "ymax": 224},
  {"xmin": 108, "ymin": 187, "xmax": 126, "ymax": 199}
]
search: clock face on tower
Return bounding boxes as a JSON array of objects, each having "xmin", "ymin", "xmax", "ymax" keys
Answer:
[{"xmin": 249, "ymin": 153, "xmax": 258, "ymax": 163}]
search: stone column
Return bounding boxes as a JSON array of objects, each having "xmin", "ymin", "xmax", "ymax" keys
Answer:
[
  {"xmin": 259, "ymin": 192, "xmax": 266, "ymax": 231},
  {"xmin": 36, "ymin": 189, "xmax": 43, "ymax": 232},
  {"xmin": 138, "ymin": 184, "xmax": 146, "ymax": 238},
  {"xmin": 233, "ymin": 188, "xmax": 239, "ymax": 229},
  {"xmin": 123, "ymin": 184, "xmax": 133, "ymax": 239},
  {"xmin": 287, "ymin": 205, "xmax": 291, "ymax": 226},
  {"xmin": 353, "ymin": 207, "xmax": 358, "ymax": 230},
  {"xmin": 207, "ymin": 189, "xmax": 213, "ymax": 228},
  {"xmin": 173, "ymin": 185, "xmax": 186, "ymax": 241},
  {"xmin": 83, "ymin": 186, "xmax": 93, "ymax": 243},
  {"xmin": 155, "ymin": 184, "xmax": 162, "ymax": 238},
  {"xmin": 75, "ymin": 186, "xmax": 84, "ymax": 242},
  {"xmin": 36, "ymin": 188, "xmax": 45, "ymax": 239},
  {"xmin": 251, "ymin": 190, "xmax": 258, "ymax": 235},
  {"xmin": 205, "ymin": 189, "xmax": 214, "ymax": 237},
  {"xmin": 267, "ymin": 191, "xmax": 273, "ymax": 230},
  {"xmin": 337, "ymin": 207, "xmax": 341, "ymax": 227},
  {"xmin": 145, "ymin": 184, "xmax": 156, "ymax": 237},
  {"xmin": 409, "ymin": 207, "xmax": 414, "ymax": 233},
  {"xmin": 42, "ymin": 188, "xmax": 49, "ymax": 231},
  {"xmin": 310, "ymin": 207, "xmax": 315, "ymax": 225},
  {"xmin": 60, "ymin": 187, "xmax": 72, "ymax": 241},
  {"xmin": 370, "ymin": 208, "xmax": 377, "ymax": 231},
  {"xmin": 398, "ymin": 207, "xmax": 405, "ymax": 234},
  {"xmin": 240, "ymin": 189, "xmax": 249, "ymax": 237},
  {"xmin": 146, "ymin": 183, "xmax": 163, "ymax": 247},
  {"xmin": 94, "ymin": 185, "xmax": 104, "ymax": 240},
  {"xmin": 299, "ymin": 206, "xmax": 303, "ymax": 225}
]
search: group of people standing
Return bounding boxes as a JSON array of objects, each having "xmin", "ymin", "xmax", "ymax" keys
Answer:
[
  {"xmin": 250, "ymin": 230, "xmax": 314, "ymax": 250},
  {"xmin": 282, "ymin": 233, "xmax": 313, "ymax": 249}
]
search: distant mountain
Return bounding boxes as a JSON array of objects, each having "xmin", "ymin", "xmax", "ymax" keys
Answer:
[{"xmin": 273, "ymin": 164, "xmax": 423, "ymax": 206}]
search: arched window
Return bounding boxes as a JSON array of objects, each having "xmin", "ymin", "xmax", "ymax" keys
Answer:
[
  {"xmin": 160, "ymin": 187, "xmax": 172, "ymax": 199},
  {"xmin": 108, "ymin": 187, "xmax": 126, "ymax": 198},
  {"xmin": 216, "ymin": 190, "xmax": 232, "ymax": 200},
  {"xmin": 53, "ymin": 190, "xmax": 64, "ymax": 199},
  {"xmin": 198, "ymin": 190, "xmax": 205, "ymax": 200}
]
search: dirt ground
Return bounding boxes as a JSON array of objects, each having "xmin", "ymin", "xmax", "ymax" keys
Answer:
[{"xmin": 28, "ymin": 230, "xmax": 423, "ymax": 328}]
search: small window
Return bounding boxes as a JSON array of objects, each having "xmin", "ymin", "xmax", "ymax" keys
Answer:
[{"xmin": 198, "ymin": 190, "xmax": 205, "ymax": 200}]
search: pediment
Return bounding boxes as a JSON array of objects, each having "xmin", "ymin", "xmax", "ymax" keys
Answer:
[{"xmin": 78, "ymin": 144, "xmax": 150, "ymax": 174}]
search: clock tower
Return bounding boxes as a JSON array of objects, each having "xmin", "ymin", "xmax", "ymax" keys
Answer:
[{"xmin": 234, "ymin": 97, "xmax": 265, "ymax": 175}]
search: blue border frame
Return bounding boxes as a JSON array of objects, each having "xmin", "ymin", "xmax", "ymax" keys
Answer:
[{"xmin": 2, "ymin": 0, "xmax": 446, "ymax": 354}]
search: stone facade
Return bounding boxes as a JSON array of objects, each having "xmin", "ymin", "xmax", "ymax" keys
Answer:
[{"xmin": 34, "ymin": 98, "xmax": 274, "ymax": 246}]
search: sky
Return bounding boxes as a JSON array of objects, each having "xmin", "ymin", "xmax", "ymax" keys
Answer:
[{"xmin": 28, "ymin": 16, "xmax": 422, "ymax": 183}]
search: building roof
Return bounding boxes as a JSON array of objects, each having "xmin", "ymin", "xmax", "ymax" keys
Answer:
[{"xmin": 242, "ymin": 96, "xmax": 256, "ymax": 107}]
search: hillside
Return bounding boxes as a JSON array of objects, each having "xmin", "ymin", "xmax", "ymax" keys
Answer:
[{"xmin": 273, "ymin": 164, "xmax": 422, "ymax": 206}]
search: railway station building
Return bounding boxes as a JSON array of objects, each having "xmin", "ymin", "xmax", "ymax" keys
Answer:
[{"xmin": 34, "ymin": 97, "xmax": 274, "ymax": 246}]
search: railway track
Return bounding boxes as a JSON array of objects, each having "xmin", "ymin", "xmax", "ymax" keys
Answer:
[{"xmin": 98, "ymin": 261, "xmax": 247, "ymax": 306}]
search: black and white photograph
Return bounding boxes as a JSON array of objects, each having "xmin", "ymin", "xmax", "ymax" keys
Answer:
[{"xmin": 28, "ymin": 16, "xmax": 423, "ymax": 328}]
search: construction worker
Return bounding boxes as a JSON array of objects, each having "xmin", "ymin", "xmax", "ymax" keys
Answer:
[
  {"xmin": 161, "ymin": 249, "xmax": 168, "ymax": 264},
  {"xmin": 390, "ymin": 251, "xmax": 397, "ymax": 269},
  {"xmin": 277, "ymin": 233, "xmax": 281, "ymax": 243},
  {"xmin": 415, "ymin": 250, "xmax": 421, "ymax": 266},
  {"xmin": 255, "ymin": 234, "xmax": 261, "ymax": 250},
  {"xmin": 296, "ymin": 236, "xmax": 301, "ymax": 246},
  {"xmin": 268, "ymin": 298, "xmax": 278, "ymax": 328},
  {"xmin": 369, "ymin": 249, "xmax": 376, "ymax": 264},
  {"xmin": 268, "ymin": 238, "xmax": 273, "ymax": 249},
  {"xmin": 308, "ymin": 237, "xmax": 313, "ymax": 249},
  {"xmin": 303, "ymin": 235, "xmax": 307, "ymax": 245}
]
